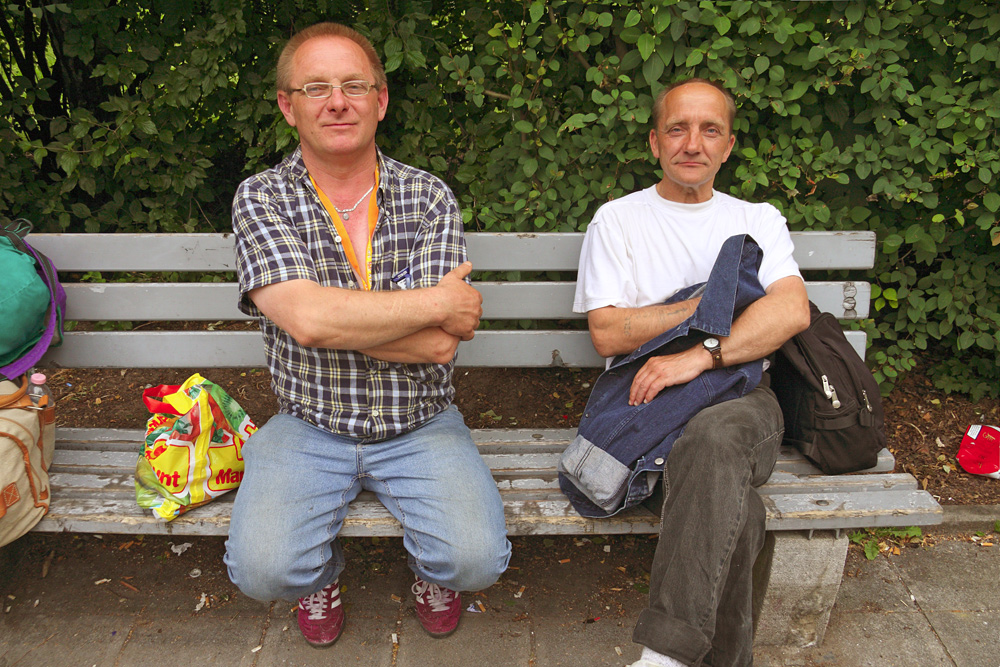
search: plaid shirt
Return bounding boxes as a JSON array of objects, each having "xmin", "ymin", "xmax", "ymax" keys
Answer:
[{"xmin": 232, "ymin": 147, "xmax": 468, "ymax": 441}]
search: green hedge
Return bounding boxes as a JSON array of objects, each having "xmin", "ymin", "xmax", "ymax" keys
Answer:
[{"xmin": 2, "ymin": 0, "xmax": 998, "ymax": 397}]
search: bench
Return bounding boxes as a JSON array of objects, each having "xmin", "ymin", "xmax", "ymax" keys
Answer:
[{"xmin": 26, "ymin": 230, "xmax": 941, "ymax": 648}]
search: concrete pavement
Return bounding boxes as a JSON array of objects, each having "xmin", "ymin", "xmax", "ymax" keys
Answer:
[{"xmin": 1, "ymin": 505, "xmax": 998, "ymax": 667}]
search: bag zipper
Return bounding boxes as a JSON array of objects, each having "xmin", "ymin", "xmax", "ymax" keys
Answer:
[{"xmin": 822, "ymin": 375, "xmax": 841, "ymax": 409}]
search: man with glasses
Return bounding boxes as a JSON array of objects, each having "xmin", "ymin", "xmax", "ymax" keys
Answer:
[{"xmin": 225, "ymin": 22, "xmax": 510, "ymax": 648}]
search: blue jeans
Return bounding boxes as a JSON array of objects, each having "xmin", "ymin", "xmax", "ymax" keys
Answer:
[{"xmin": 224, "ymin": 407, "xmax": 511, "ymax": 601}]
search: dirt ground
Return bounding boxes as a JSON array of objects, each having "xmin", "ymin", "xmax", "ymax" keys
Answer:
[{"xmin": 38, "ymin": 360, "xmax": 1000, "ymax": 506}]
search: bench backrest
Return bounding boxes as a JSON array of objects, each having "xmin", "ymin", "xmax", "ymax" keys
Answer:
[{"xmin": 28, "ymin": 232, "xmax": 874, "ymax": 369}]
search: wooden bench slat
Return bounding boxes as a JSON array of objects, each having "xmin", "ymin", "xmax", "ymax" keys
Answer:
[
  {"xmin": 42, "ymin": 328, "xmax": 870, "ymax": 368},
  {"xmin": 51, "ymin": 427, "xmax": 581, "ymax": 446},
  {"xmin": 47, "ymin": 447, "xmax": 900, "ymax": 484},
  {"xmin": 48, "ymin": 430, "xmax": 896, "ymax": 481},
  {"xmin": 35, "ymin": 484, "xmax": 940, "ymax": 537},
  {"xmin": 27, "ymin": 231, "xmax": 876, "ymax": 272},
  {"xmin": 60, "ymin": 280, "xmax": 870, "ymax": 321},
  {"xmin": 761, "ymin": 489, "xmax": 943, "ymax": 531}
]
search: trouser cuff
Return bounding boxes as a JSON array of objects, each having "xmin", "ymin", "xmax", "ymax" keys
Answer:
[{"xmin": 633, "ymin": 607, "xmax": 710, "ymax": 666}]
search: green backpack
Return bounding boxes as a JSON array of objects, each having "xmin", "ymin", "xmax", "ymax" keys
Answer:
[{"xmin": 0, "ymin": 219, "xmax": 65, "ymax": 379}]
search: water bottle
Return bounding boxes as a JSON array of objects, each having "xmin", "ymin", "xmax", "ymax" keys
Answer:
[{"xmin": 27, "ymin": 372, "xmax": 53, "ymax": 408}]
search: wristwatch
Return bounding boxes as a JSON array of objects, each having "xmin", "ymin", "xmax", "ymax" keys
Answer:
[{"xmin": 703, "ymin": 337, "xmax": 723, "ymax": 370}]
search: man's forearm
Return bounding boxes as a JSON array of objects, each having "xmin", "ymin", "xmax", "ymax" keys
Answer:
[
  {"xmin": 361, "ymin": 327, "xmax": 460, "ymax": 364},
  {"xmin": 714, "ymin": 276, "xmax": 810, "ymax": 366},
  {"xmin": 250, "ymin": 262, "xmax": 481, "ymax": 350},
  {"xmin": 587, "ymin": 298, "xmax": 700, "ymax": 357},
  {"xmin": 626, "ymin": 276, "xmax": 811, "ymax": 405}
]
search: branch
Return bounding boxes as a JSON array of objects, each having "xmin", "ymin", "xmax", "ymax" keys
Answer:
[
  {"xmin": 547, "ymin": 5, "xmax": 591, "ymax": 71},
  {"xmin": 0, "ymin": 10, "xmax": 33, "ymax": 83},
  {"xmin": 34, "ymin": 9, "xmax": 52, "ymax": 80}
]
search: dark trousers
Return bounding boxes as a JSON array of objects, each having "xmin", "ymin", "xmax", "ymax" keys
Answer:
[{"xmin": 632, "ymin": 386, "xmax": 783, "ymax": 667}]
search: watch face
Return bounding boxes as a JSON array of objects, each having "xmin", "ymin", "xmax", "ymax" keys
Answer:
[{"xmin": 704, "ymin": 337, "xmax": 720, "ymax": 348}]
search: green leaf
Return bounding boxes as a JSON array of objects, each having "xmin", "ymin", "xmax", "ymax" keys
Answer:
[
  {"xmin": 984, "ymin": 192, "xmax": 1000, "ymax": 212},
  {"xmin": 653, "ymin": 9, "xmax": 670, "ymax": 33},
  {"xmin": 637, "ymin": 34, "xmax": 655, "ymax": 61},
  {"xmin": 56, "ymin": 151, "xmax": 80, "ymax": 176},
  {"xmin": 137, "ymin": 117, "xmax": 156, "ymax": 135},
  {"xmin": 643, "ymin": 55, "xmax": 664, "ymax": 85},
  {"xmin": 529, "ymin": 1, "xmax": 544, "ymax": 23}
]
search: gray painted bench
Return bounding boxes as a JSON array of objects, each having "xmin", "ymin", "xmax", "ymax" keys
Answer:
[{"xmin": 27, "ymin": 231, "xmax": 941, "ymax": 648}]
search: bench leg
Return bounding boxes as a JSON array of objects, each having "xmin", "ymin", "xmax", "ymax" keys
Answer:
[{"xmin": 751, "ymin": 530, "xmax": 849, "ymax": 648}]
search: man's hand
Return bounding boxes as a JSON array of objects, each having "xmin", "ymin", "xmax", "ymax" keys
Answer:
[
  {"xmin": 629, "ymin": 345, "xmax": 712, "ymax": 405},
  {"xmin": 433, "ymin": 261, "xmax": 483, "ymax": 341}
]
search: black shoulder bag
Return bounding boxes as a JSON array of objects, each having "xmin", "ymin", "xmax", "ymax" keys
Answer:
[{"xmin": 770, "ymin": 301, "xmax": 886, "ymax": 474}]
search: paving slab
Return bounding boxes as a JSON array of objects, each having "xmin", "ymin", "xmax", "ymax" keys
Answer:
[
  {"xmin": 0, "ymin": 613, "xmax": 130, "ymax": 666},
  {"xmin": 892, "ymin": 537, "xmax": 1000, "ymax": 611},
  {"xmin": 754, "ymin": 610, "xmax": 954, "ymax": 666},
  {"xmin": 924, "ymin": 610, "xmax": 1000, "ymax": 667},
  {"xmin": 114, "ymin": 615, "xmax": 263, "ymax": 666},
  {"xmin": 255, "ymin": 603, "xmax": 397, "ymax": 666},
  {"xmin": 832, "ymin": 548, "xmax": 917, "ymax": 614},
  {"xmin": 395, "ymin": 609, "xmax": 533, "ymax": 667}
]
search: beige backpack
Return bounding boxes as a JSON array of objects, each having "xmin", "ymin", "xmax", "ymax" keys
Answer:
[{"xmin": 0, "ymin": 376, "xmax": 55, "ymax": 547}]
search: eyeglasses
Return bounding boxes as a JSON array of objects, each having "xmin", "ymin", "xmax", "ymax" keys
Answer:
[{"xmin": 291, "ymin": 81, "xmax": 375, "ymax": 98}]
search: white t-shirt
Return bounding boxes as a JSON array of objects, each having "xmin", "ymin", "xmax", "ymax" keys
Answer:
[{"xmin": 574, "ymin": 187, "xmax": 802, "ymax": 313}]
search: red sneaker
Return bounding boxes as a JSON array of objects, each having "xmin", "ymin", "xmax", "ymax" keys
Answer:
[
  {"xmin": 297, "ymin": 580, "xmax": 345, "ymax": 648},
  {"xmin": 411, "ymin": 575, "xmax": 462, "ymax": 637}
]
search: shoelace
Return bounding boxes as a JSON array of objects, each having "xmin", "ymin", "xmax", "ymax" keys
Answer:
[
  {"xmin": 411, "ymin": 578, "xmax": 453, "ymax": 613},
  {"xmin": 300, "ymin": 583, "xmax": 340, "ymax": 621}
]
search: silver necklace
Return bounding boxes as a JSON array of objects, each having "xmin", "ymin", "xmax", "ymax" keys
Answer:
[{"xmin": 334, "ymin": 183, "xmax": 375, "ymax": 220}]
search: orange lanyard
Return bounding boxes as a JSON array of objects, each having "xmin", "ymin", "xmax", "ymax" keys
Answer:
[{"xmin": 311, "ymin": 169, "xmax": 380, "ymax": 290}]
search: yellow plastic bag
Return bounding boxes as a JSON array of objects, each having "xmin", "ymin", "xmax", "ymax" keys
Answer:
[{"xmin": 135, "ymin": 373, "xmax": 256, "ymax": 521}]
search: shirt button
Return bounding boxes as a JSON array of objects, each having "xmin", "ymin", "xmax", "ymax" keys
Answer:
[
  {"xmin": 372, "ymin": 409, "xmax": 380, "ymax": 417},
  {"xmin": 654, "ymin": 458, "xmax": 665, "ymax": 466}
]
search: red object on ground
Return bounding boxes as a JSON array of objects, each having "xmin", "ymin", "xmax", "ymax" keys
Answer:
[{"xmin": 956, "ymin": 425, "xmax": 1000, "ymax": 479}]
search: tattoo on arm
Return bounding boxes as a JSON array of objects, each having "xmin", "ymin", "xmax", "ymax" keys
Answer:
[{"xmin": 621, "ymin": 303, "xmax": 690, "ymax": 341}]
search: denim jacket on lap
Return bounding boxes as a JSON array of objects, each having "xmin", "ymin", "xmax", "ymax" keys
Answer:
[{"xmin": 558, "ymin": 234, "xmax": 768, "ymax": 517}]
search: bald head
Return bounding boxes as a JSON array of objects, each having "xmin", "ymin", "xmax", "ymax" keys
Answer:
[{"xmin": 652, "ymin": 78, "xmax": 735, "ymax": 133}]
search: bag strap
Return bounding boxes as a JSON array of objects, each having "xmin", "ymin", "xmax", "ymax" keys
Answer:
[
  {"xmin": 0, "ymin": 219, "xmax": 67, "ymax": 379},
  {"xmin": 0, "ymin": 376, "xmax": 29, "ymax": 409}
]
